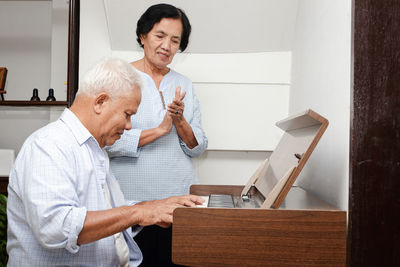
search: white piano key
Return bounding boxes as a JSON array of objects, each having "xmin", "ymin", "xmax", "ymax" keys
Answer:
[{"xmin": 196, "ymin": 196, "xmax": 209, "ymax": 208}]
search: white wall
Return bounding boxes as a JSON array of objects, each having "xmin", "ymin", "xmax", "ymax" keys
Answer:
[
  {"xmin": 0, "ymin": 1, "xmax": 52, "ymax": 154},
  {"xmin": 290, "ymin": 0, "xmax": 351, "ymax": 210},
  {"xmin": 0, "ymin": 1, "xmax": 351, "ymax": 210},
  {"xmin": 0, "ymin": 0, "xmax": 69, "ymax": 154},
  {"xmin": 194, "ymin": 150, "xmax": 272, "ymax": 185},
  {"xmin": 0, "ymin": 1, "xmax": 52, "ymax": 100},
  {"xmin": 79, "ymin": 0, "xmax": 112, "ymax": 77},
  {"xmin": 112, "ymin": 50, "xmax": 291, "ymax": 151},
  {"xmin": 50, "ymin": 0, "xmax": 69, "ymax": 101},
  {"xmin": 80, "ymin": 0, "xmax": 290, "ymax": 185},
  {"xmin": 104, "ymin": 0, "xmax": 298, "ymax": 53},
  {"xmin": 80, "ymin": 1, "xmax": 351, "ymax": 209}
]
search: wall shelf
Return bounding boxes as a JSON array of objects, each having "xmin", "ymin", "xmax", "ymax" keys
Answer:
[
  {"xmin": 0, "ymin": 0, "xmax": 79, "ymax": 108},
  {"xmin": 0, "ymin": 100, "xmax": 68, "ymax": 106}
]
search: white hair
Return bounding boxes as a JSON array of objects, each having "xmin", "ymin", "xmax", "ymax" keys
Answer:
[{"xmin": 77, "ymin": 58, "xmax": 143, "ymax": 98}]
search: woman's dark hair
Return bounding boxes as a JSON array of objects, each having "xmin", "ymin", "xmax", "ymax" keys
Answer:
[{"xmin": 136, "ymin": 3, "xmax": 191, "ymax": 52}]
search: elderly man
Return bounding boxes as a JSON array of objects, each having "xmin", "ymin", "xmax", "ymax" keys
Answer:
[{"xmin": 6, "ymin": 58, "xmax": 203, "ymax": 266}]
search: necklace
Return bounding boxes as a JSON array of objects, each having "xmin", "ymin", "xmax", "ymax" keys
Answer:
[
  {"xmin": 143, "ymin": 59, "xmax": 166, "ymax": 110},
  {"xmin": 159, "ymin": 91, "xmax": 166, "ymax": 110}
]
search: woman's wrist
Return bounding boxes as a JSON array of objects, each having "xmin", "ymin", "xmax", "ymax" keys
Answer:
[
  {"xmin": 173, "ymin": 116, "xmax": 186, "ymax": 128},
  {"xmin": 157, "ymin": 125, "xmax": 170, "ymax": 136}
]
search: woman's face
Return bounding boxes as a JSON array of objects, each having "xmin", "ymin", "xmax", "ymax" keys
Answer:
[{"xmin": 140, "ymin": 18, "xmax": 183, "ymax": 70}]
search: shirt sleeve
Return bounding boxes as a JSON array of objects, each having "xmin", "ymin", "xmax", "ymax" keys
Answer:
[
  {"xmin": 105, "ymin": 128, "xmax": 142, "ymax": 158},
  {"xmin": 21, "ymin": 137, "xmax": 87, "ymax": 254},
  {"xmin": 179, "ymin": 85, "xmax": 208, "ymax": 157}
]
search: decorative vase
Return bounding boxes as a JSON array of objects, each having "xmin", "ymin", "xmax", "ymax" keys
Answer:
[
  {"xmin": 46, "ymin": 88, "xmax": 56, "ymax": 101},
  {"xmin": 30, "ymin": 88, "xmax": 40, "ymax": 101}
]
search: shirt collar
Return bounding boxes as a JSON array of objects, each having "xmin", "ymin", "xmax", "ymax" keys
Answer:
[{"xmin": 60, "ymin": 108, "xmax": 93, "ymax": 146}]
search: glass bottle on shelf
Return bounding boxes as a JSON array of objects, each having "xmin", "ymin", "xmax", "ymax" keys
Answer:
[
  {"xmin": 30, "ymin": 88, "xmax": 40, "ymax": 101},
  {"xmin": 46, "ymin": 88, "xmax": 56, "ymax": 101}
]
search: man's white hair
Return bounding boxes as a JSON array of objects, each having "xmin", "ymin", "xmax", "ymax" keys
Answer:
[{"xmin": 77, "ymin": 58, "xmax": 143, "ymax": 98}]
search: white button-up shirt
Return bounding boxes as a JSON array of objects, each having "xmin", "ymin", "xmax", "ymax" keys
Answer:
[{"xmin": 7, "ymin": 108, "xmax": 142, "ymax": 266}]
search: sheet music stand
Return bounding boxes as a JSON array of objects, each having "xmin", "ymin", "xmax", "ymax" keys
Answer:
[{"xmin": 241, "ymin": 108, "xmax": 329, "ymax": 209}]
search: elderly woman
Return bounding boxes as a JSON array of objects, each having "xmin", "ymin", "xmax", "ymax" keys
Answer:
[{"xmin": 106, "ymin": 3, "xmax": 208, "ymax": 266}]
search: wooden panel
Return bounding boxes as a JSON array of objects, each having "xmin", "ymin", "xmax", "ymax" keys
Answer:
[
  {"xmin": 0, "ymin": 101, "xmax": 68, "ymax": 106},
  {"xmin": 350, "ymin": 0, "xmax": 400, "ymax": 266},
  {"xmin": 276, "ymin": 109, "xmax": 327, "ymax": 131},
  {"xmin": 172, "ymin": 206, "xmax": 346, "ymax": 266},
  {"xmin": 0, "ymin": 67, "xmax": 7, "ymax": 91},
  {"xmin": 0, "ymin": 177, "xmax": 8, "ymax": 195},
  {"xmin": 177, "ymin": 186, "xmax": 346, "ymax": 265},
  {"xmin": 67, "ymin": 0, "xmax": 80, "ymax": 107},
  {"xmin": 111, "ymin": 51, "xmax": 291, "ymax": 84},
  {"xmin": 190, "ymin": 184, "xmax": 244, "ymax": 196}
]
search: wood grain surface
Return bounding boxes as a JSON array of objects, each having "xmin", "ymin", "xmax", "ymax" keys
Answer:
[
  {"xmin": 172, "ymin": 207, "xmax": 346, "ymax": 266},
  {"xmin": 350, "ymin": 0, "xmax": 400, "ymax": 266},
  {"xmin": 174, "ymin": 186, "xmax": 346, "ymax": 266}
]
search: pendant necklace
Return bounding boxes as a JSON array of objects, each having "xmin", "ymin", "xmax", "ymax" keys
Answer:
[
  {"xmin": 144, "ymin": 60, "xmax": 166, "ymax": 110},
  {"xmin": 159, "ymin": 91, "xmax": 166, "ymax": 110}
]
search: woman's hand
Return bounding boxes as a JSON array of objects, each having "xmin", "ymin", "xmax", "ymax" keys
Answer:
[
  {"xmin": 138, "ymin": 111, "xmax": 172, "ymax": 147},
  {"xmin": 137, "ymin": 87, "xmax": 184, "ymax": 147},
  {"xmin": 168, "ymin": 86, "xmax": 186, "ymax": 123},
  {"xmin": 167, "ymin": 86, "xmax": 198, "ymax": 149},
  {"xmin": 158, "ymin": 112, "xmax": 173, "ymax": 136}
]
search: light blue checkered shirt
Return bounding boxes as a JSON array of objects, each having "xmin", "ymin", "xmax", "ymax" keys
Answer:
[
  {"xmin": 7, "ymin": 109, "xmax": 142, "ymax": 266},
  {"xmin": 106, "ymin": 68, "xmax": 208, "ymax": 201}
]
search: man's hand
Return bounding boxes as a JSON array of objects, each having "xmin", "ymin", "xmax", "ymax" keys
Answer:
[
  {"xmin": 135, "ymin": 195, "xmax": 204, "ymax": 228},
  {"xmin": 77, "ymin": 195, "xmax": 204, "ymax": 244}
]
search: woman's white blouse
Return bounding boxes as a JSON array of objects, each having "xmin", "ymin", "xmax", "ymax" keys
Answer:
[{"xmin": 106, "ymin": 68, "xmax": 208, "ymax": 201}]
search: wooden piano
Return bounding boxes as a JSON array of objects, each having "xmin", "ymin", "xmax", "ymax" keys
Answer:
[{"xmin": 172, "ymin": 109, "xmax": 346, "ymax": 266}]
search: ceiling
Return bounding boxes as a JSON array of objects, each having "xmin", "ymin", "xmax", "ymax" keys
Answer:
[{"xmin": 103, "ymin": 0, "xmax": 299, "ymax": 53}]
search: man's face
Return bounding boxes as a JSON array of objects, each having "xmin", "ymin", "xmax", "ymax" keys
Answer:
[{"xmin": 98, "ymin": 88, "xmax": 141, "ymax": 147}]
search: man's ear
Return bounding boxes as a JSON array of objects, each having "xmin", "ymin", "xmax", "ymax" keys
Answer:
[{"xmin": 93, "ymin": 93, "xmax": 110, "ymax": 114}]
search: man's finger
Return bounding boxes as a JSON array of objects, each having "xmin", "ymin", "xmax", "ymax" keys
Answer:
[{"xmin": 188, "ymin": 194, "xmax": 205, "ymax": 204}]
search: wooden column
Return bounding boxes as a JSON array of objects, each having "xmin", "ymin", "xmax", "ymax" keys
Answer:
[
  {"xmin": 350, "ymin": 0, "xmax": 400, "ymax": 266},
  {"xmin": 67, "ymin": 0, "xmax": 80, "ymax": 107}
]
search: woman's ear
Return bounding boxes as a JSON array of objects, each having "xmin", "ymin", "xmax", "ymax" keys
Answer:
[
  {"xmin": 140, "ymin": 34, "xmax": 145, "ymax": 46},
  {"xmin": 93, "ymin": 93, "xmax": 110, "ymax": 114}
]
